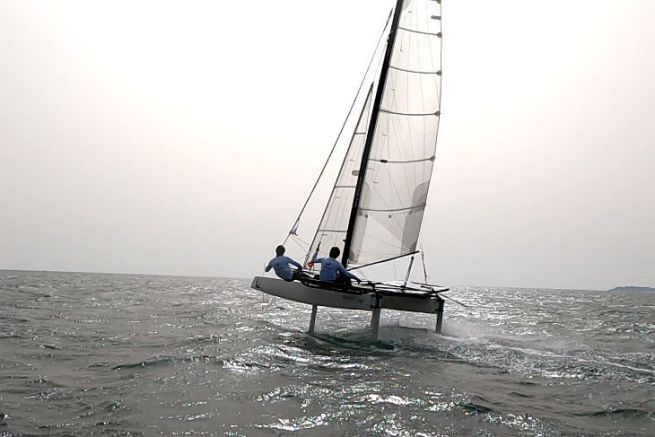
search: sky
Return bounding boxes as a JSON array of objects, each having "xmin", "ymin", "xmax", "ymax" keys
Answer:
[{"xmin": 0, "ymin": 0, "xmax": 653, "ymax": 290}]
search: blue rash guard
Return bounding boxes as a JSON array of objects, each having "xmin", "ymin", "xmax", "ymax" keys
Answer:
[
  {"xmin": 311, "ymin": 254, "xmax": 360, "ymax": 283},
  {"xmin": 265, "ymin": 256, "xmax": 303, "ymax": 282}
]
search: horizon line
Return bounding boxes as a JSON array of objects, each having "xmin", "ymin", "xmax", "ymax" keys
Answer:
[{"xmin": 0, "ymin": 267, "xmax": 618, "ymax": 292}]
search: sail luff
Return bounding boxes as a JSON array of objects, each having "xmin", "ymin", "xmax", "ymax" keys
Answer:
[{"xmin": 341, "ymin": 0, "xmax": 406, "ymax": 268}]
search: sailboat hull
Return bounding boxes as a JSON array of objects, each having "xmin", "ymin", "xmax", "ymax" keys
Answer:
[
  {"xmin": 251, "ymin": 276, "xmax": 444, "ymax": 314},
  {"xmin": 251, "ymin": 276, "xmax": 375, "ymax": 310}
]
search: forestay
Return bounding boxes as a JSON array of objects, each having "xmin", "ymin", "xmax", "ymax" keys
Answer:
[{"xmin": 306, "ymin": 87, "xmax": 374, "ymax": 264}]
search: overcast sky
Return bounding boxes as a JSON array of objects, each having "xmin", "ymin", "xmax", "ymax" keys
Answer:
[{"xmin": 1, "ymin": 0, "xmax": 653, "ymax": 290}]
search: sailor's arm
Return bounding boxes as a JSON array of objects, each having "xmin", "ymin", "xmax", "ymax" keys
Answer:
[
  {"xmin": 289, "ymin": 259, "xmax": 303, "ymax": 270},
  {"xmin": 338, "ymin": 264, "xmax": 360, "ymax": 282},
  {"xmin": 264, "ymin": 261, "xmax": 272, "ymax": 272}
]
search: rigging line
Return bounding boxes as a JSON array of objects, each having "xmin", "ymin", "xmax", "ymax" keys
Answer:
[
  {"xmin": 304, "ymin": 38, "xmax": 382, "ymax": 264},
  {"xmin": 304, "ymin": 87, "xmax": 375, "ymax": 266},
  {"xmin": 292, "ymin": 235, "xmax": 308, "ymax": 248},
  {"xmin": 347, "ymin": 250, "xmax": 419, "ymax": 271},
  {"xmin": 289, "ymin": 236, "xmax": 308, "ymax": 253},
  {"xmin": 305, "ymin": 50, "xmax": 380, "ymax": 261},
  {"xmin": 420, "ymin": 239, "xmax": 429, "ymax": 284},
  {"xmin": 403, "ymin": 255, "xmax": 415, "ymax": 288},
  {"xmin": 293, "ymin": 234, "xmax": 311, "ymax": 247},
  {"xmin": 283, "ymin": 9, "xmax": 394, "ymax": 245}
]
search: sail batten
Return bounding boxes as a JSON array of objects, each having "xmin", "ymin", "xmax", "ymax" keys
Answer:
[
  {"xmin": 390, "ymin": 65, "xmax": 441, "ymax": 75},
  {"xmin": 370, "ymin": 156, "xmax": 435, "ymax": 164},
  {"xmin": 348, "ymin": 0, "xmax": 442, "ymax": 265},
  {"xmin": 379, "ymin": 108, "xmax": 439, "ymax": 117},
  {"xmin": 306, "ymin": 0, "xmax": 442, "ymax": 268},
  {"xmin": 397, "ymin": 26, "xmax": 441, "ymax": 36}
]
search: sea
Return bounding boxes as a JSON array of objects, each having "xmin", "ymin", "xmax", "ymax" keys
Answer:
[{"xmin": 0, "ymin": 270, "xmax": 653, "ymax": 436}]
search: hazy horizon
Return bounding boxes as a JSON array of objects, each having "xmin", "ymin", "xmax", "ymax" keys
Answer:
[
  {"xmin": 4, "ymin": 267, "xmax": 651, "ymax": 293},
  {"xmin": 1, "ymin": 0, "xmax": 653, "ymax": 290}
]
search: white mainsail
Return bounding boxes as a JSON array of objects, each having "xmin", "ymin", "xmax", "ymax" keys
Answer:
[
  {"xmin": 306, "ymin": 0, "xmax": 442, "ymax": 267},
  {"xmin": 350, "ymin": 0, "xmax": 442, "ymax": 264}
]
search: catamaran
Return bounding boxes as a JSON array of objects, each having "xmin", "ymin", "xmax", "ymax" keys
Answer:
[{"xmin": 252, "ymin": 0, "xmax": 448, "ymax": 340}]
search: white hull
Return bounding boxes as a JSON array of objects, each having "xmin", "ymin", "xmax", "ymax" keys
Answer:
[
  {"xmin": 251, "ymin": 276, "xmax": 446, "ymax": 339},
  {"xmin": 251, "ymin": 276, "xmax": 444, "ymax": 314},
  {"xmin": 251, "ymin": 276, "xmax": 375, "ymax": 310}
]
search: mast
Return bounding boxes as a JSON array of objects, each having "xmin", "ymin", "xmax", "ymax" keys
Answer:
[{"xmin": 342, "ymin": 0, "xmax": 405, "ymax": 267}]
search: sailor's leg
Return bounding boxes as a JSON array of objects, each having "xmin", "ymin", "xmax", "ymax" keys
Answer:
[
  {"xmin": 334, "ymin": 275, "xmax": 351, "ymax": 288},
  {"xmin": 309, "ymin": 305, "xmax": 318, "ymax": 334},
  {"xmin": 370, "ymin": 307, "xmax": 381, "ymax": 341}
]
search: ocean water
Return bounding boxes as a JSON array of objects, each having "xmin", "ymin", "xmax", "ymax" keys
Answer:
[{"xmin": 0, "ymin": 270, "xmax": 653, "ymax": 436}]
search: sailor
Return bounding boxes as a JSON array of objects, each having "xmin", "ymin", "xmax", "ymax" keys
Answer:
[
  {"xmin": 311, "ymin": 246, "xmax": 361, "ymax": 286},
  {"xmin": 265, "ymin": 245, "xmax": 304, "ymax": 282}
]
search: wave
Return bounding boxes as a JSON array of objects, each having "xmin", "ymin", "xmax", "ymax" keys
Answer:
[
  {"xmin": 509, "ymin": 391, "xmax": 535, "ymax": 398},
  {"xmin": 460, "ymin": 402, "xmax": 495, "ymax": 415},
  {"xmin": 111, "ymin": 354, "xmax": 223, "ymax": 370},
  {"xmin": 307, "ymin": 332, "xmax": 395, "ymax": 351},
  {"xmin": 574, "ymin": 408, "xmax": 651, "ymax": 418}
]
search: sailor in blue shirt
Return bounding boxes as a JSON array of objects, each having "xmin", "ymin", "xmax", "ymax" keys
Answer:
[
  {"xmin": 311, "ymin": 246, "xmax": 361, "ymax": 286},
  {"xmin": 265, "ymin": 245, "xmax": 304, "ymax": 282}
]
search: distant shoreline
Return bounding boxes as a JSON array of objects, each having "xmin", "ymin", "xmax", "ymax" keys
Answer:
[
  {"xmin": 0, "ymin": 268, "xmax": 242, "ymax": 281},
  {"xmin": 1, "ymin": 268, "xmax": 645, "ymax": 293},
  {"xmin": 609, "ymin": 286, "xmax": 655, "ymax": 293}
]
